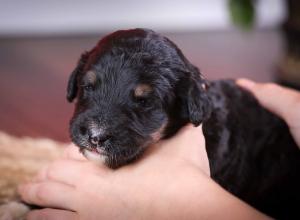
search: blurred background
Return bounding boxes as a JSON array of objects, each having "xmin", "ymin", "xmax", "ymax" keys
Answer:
[{"xmin": 0, "ymin": 0, "xmax": 299, "ymax": 142}]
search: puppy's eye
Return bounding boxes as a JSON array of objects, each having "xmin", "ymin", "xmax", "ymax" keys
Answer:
[
  {"xmin": 82, "ymin": 85, "xmax": 93, "ymax": 91},
  {"xmin": 138, "ymin": 98, "xmax": 147, "ymax": 105},
  {"xmin": 136, "ymin": 97, "xmax": 151, "ymax": 107}
]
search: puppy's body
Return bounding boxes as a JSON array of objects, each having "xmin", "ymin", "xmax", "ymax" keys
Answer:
[
  {"xmin": 204, "ymin": 80, "xmax": 300, "ymax": 218},
  {"xmin": 67, "ymin": 29, "xmax": 300, "ymax": 219}
]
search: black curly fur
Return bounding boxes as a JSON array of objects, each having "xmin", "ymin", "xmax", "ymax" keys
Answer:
[
  {"xmin": 67, "ymin": 28, "xmax": 300, "ymax": 219},
  {"xmin": 204, "ymin": 81, "xmax": 300, "ymax": 219}
]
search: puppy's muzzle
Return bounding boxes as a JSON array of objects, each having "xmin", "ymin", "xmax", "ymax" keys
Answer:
[
  {"xmin": 87, "ymin": 127, "xmax": 111, "ymax": 147},
  {"xmin": 89, "ymin": 132, "xmax": 111, "ymax": 146}
]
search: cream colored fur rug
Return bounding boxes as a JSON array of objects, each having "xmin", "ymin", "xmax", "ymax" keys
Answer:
[{"xmin": 0, "ymin": 132, "xmax": 66, "ymax": 220}]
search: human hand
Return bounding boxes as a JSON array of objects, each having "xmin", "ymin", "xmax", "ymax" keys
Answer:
[
  {"xmin": 237, "ymin": 79, "xmax": 300, "ymax": 148},
  {"xmin": 19, "ymin": 124, "xmax": 215, "ymax": 220},
  {"xmin": 19, "ymin": 123, "xmax": 269, "ymax": 219}
]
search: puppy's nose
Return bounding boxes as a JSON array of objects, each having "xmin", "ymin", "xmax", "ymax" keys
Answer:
[{"xmin": 88, "ymin": 129, "xmax": 111, "ymax": 146}]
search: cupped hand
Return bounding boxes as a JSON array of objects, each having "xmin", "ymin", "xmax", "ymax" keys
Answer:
[
  {"xmin": 19, "ymin": 124, "xmax": 215, "ymax": 220},
  {"xmin": 18, "ymin": 81, "xmax": 276, "ymax": 220},
  {"xmin": 237, "ymin": 79, "xmax": 300, "ymax": 147}
]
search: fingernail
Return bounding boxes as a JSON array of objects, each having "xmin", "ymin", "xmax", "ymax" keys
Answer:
[{"xmin": 236, "ymin": 78, "xmax": 256, "ymax": 88}]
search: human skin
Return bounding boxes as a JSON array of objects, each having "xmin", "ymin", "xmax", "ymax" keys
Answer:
[
  {"xmin": 19, "ymin": 79, "xmax": 300, "ymax": 220},
  {"xmin": 237, "ymin": 78, "xmax": 300, "ymax": 147}
]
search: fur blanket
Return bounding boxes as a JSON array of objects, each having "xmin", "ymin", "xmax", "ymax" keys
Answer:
[{"xmin": 0, "ymin": 132, "xmax": 65, "ymax": 220}]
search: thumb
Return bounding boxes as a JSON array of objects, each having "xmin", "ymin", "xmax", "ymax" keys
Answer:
[
  {"xmin": 154, "ymin": 124, "xmax": 210, "ymax": 175},
  {"xmin": 236, "ymin": 78, "xmax": 300, "ymax": 128},
  {"xmin": 237, "ymin": 78, "xmax": 300, "ymax": 147}
]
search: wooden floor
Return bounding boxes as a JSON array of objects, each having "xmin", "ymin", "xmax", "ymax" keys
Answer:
[{"xmin": 0, "ymin": 30, "xmax": 284, "ymax": 142}]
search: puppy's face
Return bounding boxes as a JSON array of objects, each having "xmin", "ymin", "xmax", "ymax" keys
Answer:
[{"xmin": 67, "ymin": 29, "xmax": 211, "ymax": 168}]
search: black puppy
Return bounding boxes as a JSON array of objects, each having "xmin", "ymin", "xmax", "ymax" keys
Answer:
[{"xmin": 67, "ymin": 29, "xmax": 300, "ymax": 219}]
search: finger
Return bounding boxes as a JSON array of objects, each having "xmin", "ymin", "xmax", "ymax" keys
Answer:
[
  {"xmin": 165, "ymin": 124, "xmax": 205, "ymax": 153},
  {"xmin": 19, "ymin": 181, "xmax": 76, "ymax": 210},
  {"xmin": 33, "ymin": 166, "xmax": 49, "ymax": 182},
  {"xmin": 237, "ymin": 78, "xmax": 300, "ymax": 147},
  {"xmin": 63, "ymin": 144, "xmax": 87, "ymax": 161},
  {"xmin": 34, "ymin": 159, "xmax": 109, "ymax": 185},
  {"xmin": 150, "ymin": 124, "xmax": 209, "ymax": 173},
  {"xmin": 173, "ymin": 124, "xmax": 209, "ymax": 173},
  {"xmin": 167, "ymin": 124, "xmax": 206, "ymax": 156},
  {"xmin": 27, "ymin": 208, "xmax": 78, "ymax": 220},
  {"xmin": 236, "ymin": 78, "xmax": 300, "ymax": 128}
]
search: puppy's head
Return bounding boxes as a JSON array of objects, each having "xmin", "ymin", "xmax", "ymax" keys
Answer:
[{"xmin": 67, "ymin": 29, "xmax": 211, "ymax": 168}]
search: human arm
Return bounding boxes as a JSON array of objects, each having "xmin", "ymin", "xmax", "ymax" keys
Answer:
[{"xmin": 19, "ymin": 124, "xmax": 270, "ymax": 220}]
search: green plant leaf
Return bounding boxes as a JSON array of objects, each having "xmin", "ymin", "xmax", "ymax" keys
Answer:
[{"xmin": 229, "ymin": 0, "xmax": 255, "ymax": 30}]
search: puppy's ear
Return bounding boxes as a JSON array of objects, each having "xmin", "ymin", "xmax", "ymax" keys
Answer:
[
  {"xmin": 67, "ymin": 52, "xmax": 89, "ymax": 102},
  {"xmin": 179, "ymin": 66, "xmax": 212, "ymax": 126},
  {"xmin": 187, "ymin": 77, "xmax": 211, "ymax": 126}
]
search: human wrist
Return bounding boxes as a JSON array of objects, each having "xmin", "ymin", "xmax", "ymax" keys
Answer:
[
  {"xmin": 140, "ymin": 168, "xmax": 210, "ymax": 220},
  {"xmin": 188, "ymin": 177, "xmax": 271, "ymax": 220},
  {"xmin": 148, "ymin": 172, "xmax": 270, "ymax": 220}
]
